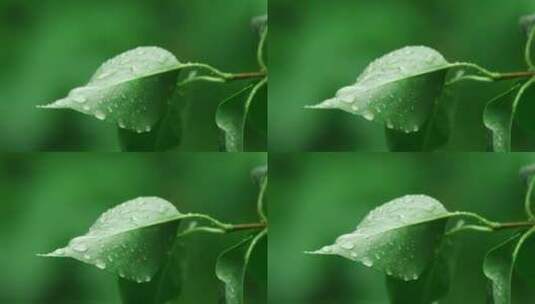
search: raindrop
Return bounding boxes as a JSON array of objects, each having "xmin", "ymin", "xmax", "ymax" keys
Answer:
[
  {"xmin": 361, "ymin": 257, "xmax": 373, "ymax": 267},
  {"xmin": 95, "ymin": 110, "xmax": 106, "ymax": 120},
  {"xmin": 96, "ymin": 260, "xmax": 106, "ymax": 269},
  {"xmin": 341, "ymin": 242, "xmax": 354, "ymax": 250},
  {"xmin": 363, "ymin": 111, "xmax": 374, "ymax": 121},
  {"xmin": 73, "ymin": 244, "xmax": 88, "ymax": 252},
  {"xmin": 73, "ymin": 96, "xmax": 86, "ymax": 103}
]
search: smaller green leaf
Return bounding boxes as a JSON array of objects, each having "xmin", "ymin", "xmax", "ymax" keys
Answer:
[
  {"xmin": 118, "ymin": 242, "xmax": 185, "ymax": 304},
  {"xmin": 308, "ymin": 195, "xmax": 451, "ymax": 281},
  {"xmin": 39, "ymin": 47, "xmax": 182, "ymax": 133},
  {"xmin": 307, "ymin": 46, "xmax": 451, "ymax": 133},
  {"xmin": 386, "ymin": 239, "xmax": 454, "ymax": 304},
  {"xmin": 39, "ymin": 197, "xmax": 183, "ymax": 283},
  {"xmin": 483, "ymin": 227, "xmax": 535, "ymax": 304},
  {"xmin": 216, "ymin": 229, "xmax": 267, "ymax": 304},
  {"xmin": 216, "ymin": 78, "xmax": 267, "ymax": 152},
  {"xmin": 483, "ymin": 81, "xmax": 533, "ymax": 152}
]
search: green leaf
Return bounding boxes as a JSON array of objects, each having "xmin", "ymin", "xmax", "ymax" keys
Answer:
[
  {"xmin": 117, "ymin": 96, "xmax": 183, "ymax": 151},
  {"xmin": 307, "ymin": 46, "xmax": 451, "ymax": 133},
  {"xmin": 309, "ymin": 195, "xmax": 451, "ymax": 281},
  {"xmin": 386, "ymin": 239, "xmax": 454, "ymax": 304},
  {"xmin": 39, "ymin": 197, "xmax": 182, "ymax": 283},
  {"xmin": 483, "ymin": 81, "xmax": 534, "ymax": 152},
  {"xmin": 385, "ymin": 89, "xmax": 455, "ymax": 151},
  {"xmin": 483, "ymin": 227, "xmax": 535, "ymax": 304},
  {"xmin": 118, "ymin": 242, "xmax": 185, "ymax": 304},
  {"xmin": 216, "ymin": 229, "xmax": 267, "ymax": 304},
  {"xmin": 40, "ymin": 47, "xmax": 182, "ymax": 133},
  {"xmin": 216, "ymin": 78, "xmax": 267, "ymax": 152}
]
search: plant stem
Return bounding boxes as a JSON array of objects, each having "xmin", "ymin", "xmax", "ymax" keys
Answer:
[
  {"xmin": 227, "ymin": 222, "xmax": 267, "ymax": 232},
  {"xmin": 447, "ymin": 62, "xmax": 535, "ymax": 86},
  {"xmin": 493, "ymin": 221, "xmax": 535, "ymax": 230},
  {"xmin": 175, "ymin": 213, "xmax": 267, "ymax": 238},
  {"xmin": 257, "ymin": 177, "xmax": 268, "ymax": 223},
  {"xmin": 257, "ymin": 26, "xmax": 268, "ymax": 72},
  {"xmin": 177, "ymin": 62, "xmax": 267, "ymax": 88},
  {"xmin": 525, "ymin": 178, "xmax": 535, "ymax": 219},
  {"xmin": 493, "ymin": 71, "xmax": 535, "ymax": 80},
  {"xmin": 525, "ymin": 27, "xmax": 535, "ymax": 70},
  {"xmin": 227, "ymin": 71, "xmax": 267, "ymax": 80},
  {"xmin": 447, "ymin": 211, "xmax": 535, "ymax": 236}
]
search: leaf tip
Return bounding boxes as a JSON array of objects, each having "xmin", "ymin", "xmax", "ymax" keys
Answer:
[{"xmin": 37, "ymin": 248, "xmax": 68, "ymax": 257}]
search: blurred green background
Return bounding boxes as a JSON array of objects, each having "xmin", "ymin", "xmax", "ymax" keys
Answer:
[
  {"xmin": 0, "ymin": 0, "xmax": 266, "ymax": 151},
  {"xmin": 269, "ymin": 0, "xmax": 535, "ymax": 151},
  {"xmin": 270, "ymin": 153, "xmax": 535, "ymax": 303},
  {"xmin": 0, "ymin": 153, "xmax": 267, "ymax": 303}
]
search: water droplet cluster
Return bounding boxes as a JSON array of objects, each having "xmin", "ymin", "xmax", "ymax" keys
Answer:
[
  {"xmin": 44, "ymin": 197, "xmax": 181, "ymax": 283},
  {"xmin": 312, "ymin": 194, "xmax": 450, "ymax": 281},
  {"xmin": 311, "ymin": 46, "xmax": 449, "ymax": 133},
  {"xmin": 42, "ymin": 47, "xmax": 181, "ymax": 133}
]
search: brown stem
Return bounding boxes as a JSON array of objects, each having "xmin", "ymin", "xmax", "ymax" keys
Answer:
[
  {"xmin": 227, "ymin": 222, "xmax": 267, "ymax": 232},
  {"xmin": 494, "ymin": 221, "xmax": 535, "ymax": 230},
  {"xmin": 227, "ymin": 71, "xmax": 267, "ymax": 81},
  {"xmin": 494, "ymin": 71, "xmax": 535, "ymax": 80}
]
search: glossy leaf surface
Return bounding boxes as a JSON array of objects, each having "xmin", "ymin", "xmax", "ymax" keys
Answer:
[
  {"xmin": 40, "ymin": 197, "xmax": 182, "ymax": 283},
  {"xmin": 40, "ymin": 47, "xmax": 182, "ymax": 133},
  {"xmin": 308, "ymin": 46, "xmax": 450, "ymax": 133},
  {"xmin": 309, "ymin": 195, "xmax": 451, "ymax": 281}
]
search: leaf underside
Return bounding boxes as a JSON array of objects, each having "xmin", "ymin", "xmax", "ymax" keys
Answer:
[
  {"xmin": 386, "ymin": 238, "xmax": 454, "ymax": 304},
  {"xmin": 216, "ymin": 230, "xmax": 266, "ymax": 304},
  {"xmin": 308, "ymin": 46, "xmax": 450, "ymax": 133},
  {"xmin": 40, "ymin": 197, "xmax": 182, "ymax": 283},
  {"xmin": 118, "ymin": 241, "xmax": 185, "ymax": 304},
  {"xmin": 117, "ymin": 94, "xmax": 183, "ymax": 151},
  {"xmin": 310, "ymin": 194, "xmax": 450, "ymax": 281},
  {"xmin": 385, "ymin": 88, "xmax": 455, "ymax": 151},
  {"xmin": 40, "ymin": 46, "xmax": 182, "ymax": 134}
]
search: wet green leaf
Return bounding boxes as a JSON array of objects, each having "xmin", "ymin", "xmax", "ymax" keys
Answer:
[
  {"xmin": 216, "ymin": 229, "xmax": 267, "ymax": 304},
  {"xmin": 216, "ymin": 78, "xmax": 267, "ymax": 152},
  {"xmin": 118, "ymin": 242, "xmax": 185, "ymax": 304},
  {"xmin": 307, "ymin": 46, "xmax": 450, "ymax": 133},
  {"xmin": 39, "ymin": 47, "xmax": 182, "ymax": 133},
  {"xmin": 39, "ymin": 197, "xmax": 182, "ymax": 283},
  {"xmin": 483, "ymin": 228, "xmax": 535, "ymax": 304},
  {"xmin": 483, "ymin": 82, "xmax": 527, "ymax": 152},
  {"xmin": 308, "ymin": 195, "xmax": 451, "ymax": 281}
]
